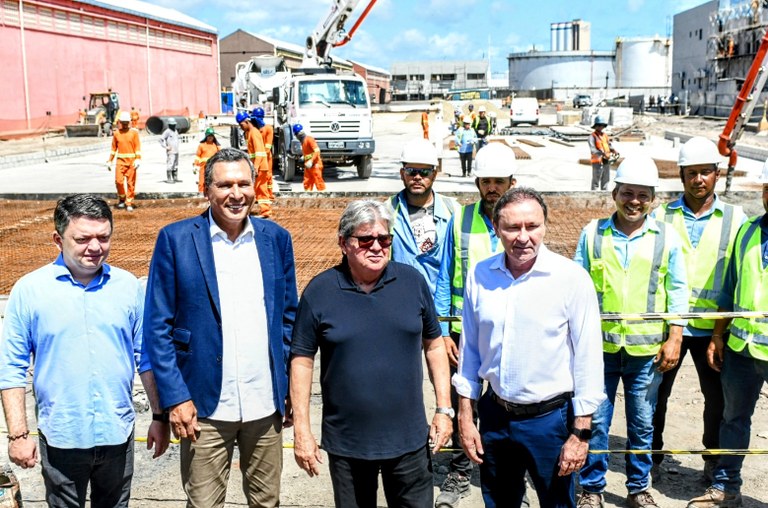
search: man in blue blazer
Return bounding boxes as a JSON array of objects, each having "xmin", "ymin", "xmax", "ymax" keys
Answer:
[{"xmin": 144, "ymin": 147, "xmax": 298, "ymax": 508}]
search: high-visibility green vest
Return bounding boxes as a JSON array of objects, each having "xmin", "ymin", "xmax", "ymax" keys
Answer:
[
  {"xmin": 727, "ymin": 217, "xmax": 768, "ymax": 361},
  {"xmin": 450, "ymin": 202, "xmax": 503, "ymax": 334},
  {"xmin": 585, "ymin": 218, "xmax": 672, "ymax": 356},
  {"xmin": 661, "ymin": 203, "xmax": 741, "ymax": 330}
]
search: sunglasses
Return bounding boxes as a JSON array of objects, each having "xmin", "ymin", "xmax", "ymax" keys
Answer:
[
  {"xmin": 349, "ymin": 234, "xmax": 393, "ymax": 248},
  {"xmin": 403, "ymin": 167, "xmax": 435, "ymax": 178}
]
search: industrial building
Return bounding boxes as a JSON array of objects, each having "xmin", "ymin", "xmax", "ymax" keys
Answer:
[
  {"xmin": 389, "ymin": 60, "xmax": 489, "ymax": 101},
  {"xmin": 219, "ymin": 30, "xmax": 391, "ymax": 104},
  {"xmin": 1, "ymin": 0, "xmax": 220, "ymax": 136}
]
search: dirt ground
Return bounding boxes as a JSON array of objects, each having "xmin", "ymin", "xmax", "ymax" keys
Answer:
[{"xmin": 1, "ymin": 194, "xmax": 767, "ymax": 507}]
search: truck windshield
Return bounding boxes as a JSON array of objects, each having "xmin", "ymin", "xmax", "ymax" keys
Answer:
[{"xmin": 298, "ymin": 79, "xmax": 368, "ymax": 108}]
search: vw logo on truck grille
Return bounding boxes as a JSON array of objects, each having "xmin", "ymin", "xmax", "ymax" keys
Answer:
[{"xmin": 330, "ymin": 122, "xmax": 341, "ymax": 133}]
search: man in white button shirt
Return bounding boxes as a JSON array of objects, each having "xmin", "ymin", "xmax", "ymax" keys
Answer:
[
  {"xmin": 145, "ymin": 147, "xmax": 298, "ymax": 507},
  {"xmin": 454, "ymin": 187, "xmax": 605, "ymax": 508}
]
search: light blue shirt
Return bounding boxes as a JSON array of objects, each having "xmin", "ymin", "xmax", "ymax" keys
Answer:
[
  {"xmin": 389, "ymin": 190, "xmax": 458, "ymax": 298},
  {"xmin": 0, "ymin": 255, "xmax": 147, "ymax": 449},
  {"xmin": 454, "ymin": 126, "xmax": 477, "ymax": 153},
  {"xmin": 652, "ymin": 195, "xmax": 747, "ymax": 336},
  {"xmin": 573, "ymin": 214, "xmax": 689, "ymax": 327},
  {"xmin": 453, "ymin": 246, "xmax": 606, "ymax": 416}
]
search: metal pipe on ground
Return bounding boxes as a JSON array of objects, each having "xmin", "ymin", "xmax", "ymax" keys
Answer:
[{"xmin": 145, "ymin": 116, "xmax": 191, "ymax": 135}]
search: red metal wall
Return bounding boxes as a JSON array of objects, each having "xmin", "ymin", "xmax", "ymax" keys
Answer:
[{"xmin": 0, "ymin": 0, "xmax": 220, "ymax": 136}]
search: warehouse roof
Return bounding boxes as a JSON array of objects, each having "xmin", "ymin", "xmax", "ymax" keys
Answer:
[{"xmin": 79, "ymin": 0, "xmax": 217, "ymax": 34}]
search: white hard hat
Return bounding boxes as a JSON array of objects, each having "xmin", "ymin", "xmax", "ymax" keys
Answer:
[
  {"xmin": 478, "ymin": 106, "xmax": 487, "ymax": 113},
  {"xmin": 760, "ymin": 157, "xmax": 768, "ymax": 183},
  {"xmin": 118, "ymin": 111, "xmax": 131, "ymax": 122},
  {"xmin": 614, "ymin": 156, "xmax": 659, "ymax": 187},
  {"xmin": 678, "ymin": 136, "xmax": 721, "ymax": 167},
  {"xmin": 473, "ymin": 143, "xmax": 516, "ymax": 178},
  {"xmin": 462, "ymin": 116, "xmax": 472, "ymax": 124},
  {"xmin": 400, "ymin": 138, "xmax": 438, "ymax": 166}
]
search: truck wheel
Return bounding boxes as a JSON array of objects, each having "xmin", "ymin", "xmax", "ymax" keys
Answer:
[
  {"xmin": 280, "ymin": 141, "xmax": 296, "ymax": 182},
  {"xmin": 356, "ymin": 155, "xmax": 372, "ymax": 179}
]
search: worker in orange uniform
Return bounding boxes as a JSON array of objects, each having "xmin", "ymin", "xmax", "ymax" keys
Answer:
[
  {"xmin": 421, "ymin": 110, "xmax": 430, "ymax": 140},
  {"xmin": 293, "ymin": 124, "xmax": 325, "ymax": 192},
  {"xmin": 236, "ymin": 111, "xmax": 271, "ymax": 217},
  {"xmin": 130, "ymin": 107, "xmax": 140, "ymax": 129},
  {"xmin": 193, "ymin": 127, "xmax": 221, "ymax": 193},
  {"xmin": 252, "ymin": 107, "xmax": 275, "ymax": 201},
  {"xmin": 106, "ymin": 111, "xmax": 141, "ymax": 211}
]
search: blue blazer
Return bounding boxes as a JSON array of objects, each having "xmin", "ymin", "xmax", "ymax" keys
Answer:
[{"xmin": 144, "ymin": 212, "xmax": 298, "ymax": 418}]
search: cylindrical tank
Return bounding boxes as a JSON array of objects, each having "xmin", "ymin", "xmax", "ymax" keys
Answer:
[
  {"xmin": 551, "ymin": 23, "xmax": 557, "ymax": 51},
  {"xmin": 557, "ymin": 23, "xmax": 565, "ymax": 51},
  {"xmin": 508, "ymin": 51, "xmax": 615, "ymax": 90},
  {"xmin": 145, "ymin": 116, "xmax": 191, "ymax": 135},
  {"xmin": 614, "ymin": 38, "xmax": 672, "ymax": 88},
  {"xmin": 564, "ymin": 23, "xmax": 573, "ymax": 51}
]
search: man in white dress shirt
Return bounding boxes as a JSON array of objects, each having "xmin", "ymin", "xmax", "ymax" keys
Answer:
[{"xmin": 454, "ymin": 187, "xmax": 606, "ymax": 508}]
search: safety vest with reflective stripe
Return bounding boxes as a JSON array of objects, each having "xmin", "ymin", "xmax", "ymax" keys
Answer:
[
  {"xmin": 449, "ymin": 202, "xmax": 503, "ymax": 334},
  {"xmin": 661, "ymin": 203, "xmax": 741, "ymax": 330},
  {"xmin": 727, "ymin": 217, "xmax": 768, "ymax": 361},
  {"xmin": 585, "ymin": 218, "xmax": 672, "ymax": 355},
  {"xmin": 109, "ymin": 128, "xmax": 141, "ymax": 162},
  {"xmin": 246, "ymin": 128, "xmax": 268, "ymax": 172},
  {"xmin": 589, "ymin": 131, "xmax": 610, "ymax": 164}
]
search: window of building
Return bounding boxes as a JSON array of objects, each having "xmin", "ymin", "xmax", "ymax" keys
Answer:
[{"xmin": 467, "ymin": 73, "xmax": 485, "ymax": 80}]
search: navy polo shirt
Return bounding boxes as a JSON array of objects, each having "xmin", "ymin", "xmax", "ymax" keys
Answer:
[{"xmin": 291, "ymin": 259, "xmax": 442, "ymax": 460}]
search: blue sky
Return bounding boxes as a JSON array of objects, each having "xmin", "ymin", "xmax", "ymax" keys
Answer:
[{"xmin": 158, "ymin": 0, "xmax": 707, "ymax": 76}]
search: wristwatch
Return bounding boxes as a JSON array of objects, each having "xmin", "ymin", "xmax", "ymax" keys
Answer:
[
  {"xmin": 571, "ymin": 427, "xmax": 592, "ymax": 440},
  {"xmin": 436, "ymin": 407, "xmax": 455, "ymax": 419}
]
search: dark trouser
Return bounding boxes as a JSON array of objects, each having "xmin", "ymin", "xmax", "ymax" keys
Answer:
[
  {"xmin": 652, "ymin": 335, "xmax": 724, "ymax": 465},
  {"xmin": 449, "ymin": 332, "xmax": 476, "ymax": 478},
  {"xmin": 459, "ymin": 152, "xmax": 473, "ymax": 176},
  {"xmin": 327, "ymin": 445, "xmax": 433, "ymax": 508},
  {"xmin": 590, "ymin": 162, "xmax": 610, "ymax": 191},
  {"xmin": 39, "ymin": 431, "xmax": 134, "ymax": 508},
  {"xmin": 478, "ymin": 390, "xmax": 575, "ymax": 508}
]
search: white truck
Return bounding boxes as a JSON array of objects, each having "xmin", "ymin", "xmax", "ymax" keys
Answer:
[{"xmin": 231, "ymin": 0, "xmax": 377, "ymax": 181}]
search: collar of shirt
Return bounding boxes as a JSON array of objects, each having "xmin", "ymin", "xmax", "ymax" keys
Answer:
[
  {"xmin": 336, "ymin": 257, "xmax": 397, "ymax": 292},
  {"xmin": 395, "ymin": 190, "xmax": 453, "ymax": 222},
  {"xmin": 666, "ymin": 194, "xmax": 723, "ymax": 219},
  {"xmin": 601, "ymin": 213, "xmax": 660, "ymax": 238},
  {"xmin": 208, "ymin": 210, "xmax": 255, "ymax": 245},
  {"xmin": 488, "ymin": 244, "xmax": 554, "ymax": 281},
  {"xmin": 52, "ymin": 253, "xmax": 111, "ymax": 289}
]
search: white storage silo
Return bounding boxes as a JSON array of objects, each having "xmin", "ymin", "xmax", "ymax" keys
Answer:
[{"xmin": 614, "ymin": 37, "xmax": 672, "ymax": 88}]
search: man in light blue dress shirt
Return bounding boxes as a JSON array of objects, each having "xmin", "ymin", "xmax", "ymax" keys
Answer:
[{"xmin": 0, "ymin": 194, "xmax": 169, "ymax": 508}]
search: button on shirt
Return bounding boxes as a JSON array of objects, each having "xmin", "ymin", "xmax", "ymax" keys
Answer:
[
  {"xmin": 0, "ymin": 255, "xmax": 147, "ymax": 449},
  {"xmin": 208, "ymin": 214, "xmax": 274, "ymax": 422},
  {"xmin": 453, "ymin": 246, "xmax": 606, "ymax": 416}
]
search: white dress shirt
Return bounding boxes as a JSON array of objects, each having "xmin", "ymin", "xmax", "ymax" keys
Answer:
[
  {"xmin": 208, "ymin": 214, "xmax": 275, "ymax": 422},
  {"xmin": 453, "ymin": 245, "xmax": 606, "ymax": 416}
]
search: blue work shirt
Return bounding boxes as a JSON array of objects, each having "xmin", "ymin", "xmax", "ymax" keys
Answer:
[
  {"xmin": 0, "ymin": 255, "xmax": 147, "ymax": 449},
  {"xmin": 455, "ymin": 126, "xmax": 477, "ymax": 154},
  {"xmin": 652, "ymin": 195, "xmax": 747, "ymax": 336},
  {"xmin": 573, "ymin": 214, "xmax": 689, "ymax": 327},
  {"xmin": 389, "ymin": 190, "xmax": 458, "ymax": 297},
  {"xmin": 718, "ymin": 214, "xmax": 768, "ymax": 311},
  {"xmin": 434, "ymin": 206, "xmax": 500, "ymax": 336}
]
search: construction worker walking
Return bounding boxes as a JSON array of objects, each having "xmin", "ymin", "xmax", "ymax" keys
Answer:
[
  {"xmin": 160, "ymin": 118, "xmax": 180, "ymax": 184},
  {"xmin": 421, "ymin": 110, "xmax": 430, "ymax": 140},
  {"xmin": 106, "ymin": 111, "xmax": 141, "ymax": 211},
  {"xmin": 471, "ymin": 106, "xmax": 493, "ymax": 149},
  {"xmin": 193, "ymin": 127, "xmax": 221, "ymax": 193},
  {"xmin": 455, "ymin": 118, "xmax": 477, "ymax": 178},
  {"xmin": 252, "ymin": 107, "xmax": 275, "ymax": 201},
  {"xmin": 130, "ymin": 107, "xmax": 140, "ymax": 129},
  {"xmin": 236, "ymin": 111, "xmax": 271, "ymax": 217},
  {"xmin": 433, "ymin": 143, "xmax": 520, "ymax": 508},
  {"xmin": 574, "ymin": 156, "xmax": 689, "ymax": 508},
  {"xmin": 589, "ymin": 115, "xmax": 618, "ymax": 191},
  {"xmin": 687, "ymin": 161, "xmax": 768, "ymax": 508},
  {"xmin": 293, "ymin": 124, "xmax": 325, "ymax": 192},
  {"xmin": 651, "ymin": 137, "xmax": 747, "ymax": 484}
]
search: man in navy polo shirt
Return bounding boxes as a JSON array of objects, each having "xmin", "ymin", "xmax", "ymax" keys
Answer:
[{"xmin": 290, "ymin": 199, "xmax": 453, "ymax": 507}]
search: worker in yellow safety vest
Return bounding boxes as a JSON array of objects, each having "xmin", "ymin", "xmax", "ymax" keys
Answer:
[
  {"xmin": 574, "ymin": 156, "xmax": 689, "ymax": 508},
  {"xmin": 687, "ymin": 161, "xmax": 768, "ymax": 508},
  {"xmin": 433, "ymin": 142, "xmax": 518, "ymax": 507},
  {"xmin": 106, "ymin": 111, "xmax": 141, "ymax": 211},
  {"xmin": 650, "ymin": 136, "xmax": 747, "ymax": 484}
]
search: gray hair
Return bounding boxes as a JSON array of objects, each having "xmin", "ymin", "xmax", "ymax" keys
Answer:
[
  {"xmin": 338, "ymin": 200, "xmax": 393, "ymax": 239},
  {"xmin": 204, "ymin": 147, "xmax": 256, "ymax": 190},
  {"xmin": 54, "ymin": 194, "xmax": 113, "ymax": 236},
  {"xmin": 492, "ymin": 187, "xmax": 548, "ymax": 225}
]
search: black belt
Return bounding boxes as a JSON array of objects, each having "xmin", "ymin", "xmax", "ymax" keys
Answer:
[{"xmin": 491, "ymin": 391, "xmax": 573, "ymax": 417}]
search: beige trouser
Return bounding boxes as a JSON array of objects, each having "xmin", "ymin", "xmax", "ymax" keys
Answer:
[{"xmin": 180, "ymin": 412, "xmax": 283, "ymax": 508}]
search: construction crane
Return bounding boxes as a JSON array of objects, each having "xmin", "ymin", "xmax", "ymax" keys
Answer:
[
  {"xmin": 718, "ymin": 29, "xmax": 768, "ymax": 192},
  {"xmin": 301, "ymin": 0, "xmax": 378, "ymax": 68}
]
